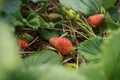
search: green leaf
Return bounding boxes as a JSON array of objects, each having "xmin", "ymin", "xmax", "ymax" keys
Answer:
[
  {"xmin": 78, "ymin": 65, "xmax": 106, "ymax": 80},
  {"xmin": 23, "ymin": 50, "xmax": 62, "ymax": 67},
  {"xmin": 36, "ymin": 65, "xmax": 88, "ymax": 80},
  {"xmin": 12, "ymin": 11, "xmax": 24, "ymax": 26},
  {"xmin": 107, "ymin": 6, "xmax": 119, "ymax": 22},
  {"xmin": 101, "ymin": 29, "xmax": 120, "ymax": 80},
  {"xmin": 0, "ymin": 0, "xmax": 3, "ymax": 9},
  {"xmin": 26, "ymin": 13, "xmax": 41, "ymax": 29},
  {"xmin": 9, "ymin": 67, "xmax": 41, "ymax": 80},
  {"xmin": 38, "ymin": 28, "xmax": 60, "ymax": 41},
  {"xmin": 102, "ymin": 0, "xmax": 116, "ymax": 9},
  {"xmin": 0, "ymin": 21, "xmax": 21, "ymax": 72},
  {"xmin": 38, "ymin": 15, "xmax": 49, "ymax": 27},
  {"xmin": 2, "ymin": 0, "xmax": 21, "ymax": 14},
  {"xmin": 102, "ymin": 12, "xmax": 120, "ymax": 30},
  {"xmin": 20, "ymin": 33, "xmax": 34, "ymax": 42},
  {"xmin": 26, "ymin": 13, "xmax": 48, "ymax": 29},
  {"xmin": 78, "ymin": 37, "xmax": 103, "ymax": 63},
  {"xmin": 9, "ymin": 64, "xmax": 106, "ymax": 80},
  {"xmin": 10, "ymin": 65, "xmax": 89, "ymax": 80},
  {"xmin": 59, "ymin": 0, "xmax": 102, "ymax": 15},
  {"xmin": 13, "ymin": 11, "xmax": 23, "ymax": 22},
  {"xmin": 38, "ymin": 65, "xmax": 88, "ymax": 80}
]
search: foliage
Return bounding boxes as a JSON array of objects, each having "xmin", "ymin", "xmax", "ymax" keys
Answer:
[
  {"xmin": 0, "ymin": 0, "xmax": 120, "ymax": 80},
  {"xmin": 78, "ymin": 37, "xmax": 103, "ymax": 63},
  {"xmin": 1, "ymin": 21, "xmax": 120, "ymax": 80},
  {"xmin": 0, "ymin": 21, "xmax": 21, "ymax": 72},
  {"xmin": 2, "ymin": 0, "xmax": 21, "ymax": 14},
  {"xmin": 100, "ymin": 29, "xmax": 120, "ymax": 80},
  {"xmin": 24, "ymin": 13, "xmax": 48, "ymax": 29},
  {"xmin": 102, "ymin": 0, "xmax": 117, "ymax": 9},
  {"xmin": 23, "ymin": 50, "xmax": 62, "ymax": 67},
  {"xmin": 59, "ymin": 0, "xmax": 102, "ymax": 15}
]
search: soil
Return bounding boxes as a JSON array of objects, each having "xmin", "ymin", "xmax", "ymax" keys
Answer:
[{"xmin": 116, "ymin": 1, "xmax": 120, "ymax": 15}]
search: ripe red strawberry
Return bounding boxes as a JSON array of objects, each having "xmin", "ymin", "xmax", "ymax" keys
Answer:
[
  {"xmin": 49, "ymin": 37, "xmax": 73, "ymax": 56},
  {"xmin": 19, "ymin": 39, "xmax": 29, "ymax": 49},
  {"xmin": 88, "ymin": 14, "xmax": 104, "ymax": 27}
]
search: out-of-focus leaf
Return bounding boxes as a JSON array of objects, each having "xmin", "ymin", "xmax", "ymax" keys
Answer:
[
  {"xmin": 0, "ymin": 21, "xmax": 21, "ymax": 72},
  {"xmin": 78, "ymin": 65, "xmax": 106, "ymax": 80},
  {"xmin": 23, "ymin": 50, "xmax": 62, "ymax": 67},
  {"xmin": 38, "ymin": 65, "xmax": 88, "ymax": 80},
  {"xmin": 9, "ymin": 67, "xmax": 41, "ymax": 80},
  {"xmin": 9, "ymin": 63, "xmax": 106, "ymax": 80},
  {"xmin": 59, "ymin": 0, "xmax": 102, "ymax": 15},
  {"xmin": 0, "ymin": 13, "xmax": 15, "ymax": 24},
  {"xmin": 107, "ymin": 6, "xmax": 119, "ymax": 22},
  {"xmin": 9, "ymin": 65, "xmax": 89, "ymax": 80},
  {"xmin": 0, "ymin": 0, "xmax": 3, "ymax": 9},
  {"xmin": 0, "ymin": 11, "xmax": 23, "ymax": 25},
  {"xmin": 102, "ymin": 0, "xmax": 116, "ymax": 9},
  {"xmin": 2, "ymin": 0, "xmax": 21, "ymax": 14},
  {"xmin": 78, "ymin": 37, "xmax": 103, "ymax": 63},
  {"xmin": 100, "ymin": 29, "xmax": 120, "ymax": 80}
]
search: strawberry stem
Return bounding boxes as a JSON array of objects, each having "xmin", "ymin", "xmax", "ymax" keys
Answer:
[
  {"xmin": 62, "ymin": 24, "xmax": 89, "ymax": 39},
  {"xmin": 77, "ymin": 18, "xmax": 96, "ymax": 37},
  {"xmin": 76, "ymin": 53, "xmax": 79, "ymax": 70},
  {"xmin": 59, "ymin": 32, "xmax": 68, "ymax": 38}
]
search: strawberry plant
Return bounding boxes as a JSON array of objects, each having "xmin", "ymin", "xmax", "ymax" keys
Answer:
[{"xmin": 0, "ymin": 0, "xmax": 120, "ymax": 80}]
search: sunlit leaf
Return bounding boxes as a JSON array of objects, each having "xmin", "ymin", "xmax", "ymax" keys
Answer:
[
  {"xmin": 78, "ymin": 37, "xmax": 103, "ymax": 63},
  {"xmin": 59, "ymin": 0, "xmax": 102, "ymax": 15}
]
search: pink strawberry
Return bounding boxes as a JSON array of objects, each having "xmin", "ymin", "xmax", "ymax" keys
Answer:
[
  {"xmin": 88, "ymin": 14, "xmax": 104, "ymax": 27},
  {"xmin": 49, "ymin": 37, "xmax": 73, "ymax": 56}
]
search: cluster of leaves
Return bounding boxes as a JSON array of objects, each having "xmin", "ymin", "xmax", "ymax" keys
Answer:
[
  {"xmin": 1, "ymin": 20, "xmax": 120, "ymax": 80},
  {"xmin": 0, "ymin": 0, "xmax": 120, "ymax": 80}
]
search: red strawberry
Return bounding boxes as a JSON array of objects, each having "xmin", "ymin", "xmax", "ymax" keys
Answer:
[
  {"xmin": 19, "ymin": 39, "xmax": 29, "ymax": 49},
  {"xmin": 88, "ymin": 14, "xmax": 104, "ymax": 27},
  {"xmin": 49, "ymin": 37, "xmax": 73, "ymax": 56}
]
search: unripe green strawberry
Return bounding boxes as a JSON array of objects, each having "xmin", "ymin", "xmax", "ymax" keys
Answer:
[
  {"xmin": 88, "ymin": 14, "xmax": 104, "ymax": 27},
  {"xmin": 49, "ymin": 37, "xmax": 73, "ymax": 56},
  {"xmin": 19, "ymin": 39, "xmax": 29, "ymax": 49}
]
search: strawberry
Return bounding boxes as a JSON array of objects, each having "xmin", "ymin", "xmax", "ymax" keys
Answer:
[
  {"xmin": 49, "ymin": 37, "xmax": 73, "ymax": 56},
  {"xmin": 88, "ymin": 14, "xmax": 104, "ymax": 27},
  {"xmin": 19, "ymin": 39, "xmax": 29, "ymax": 49}
]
